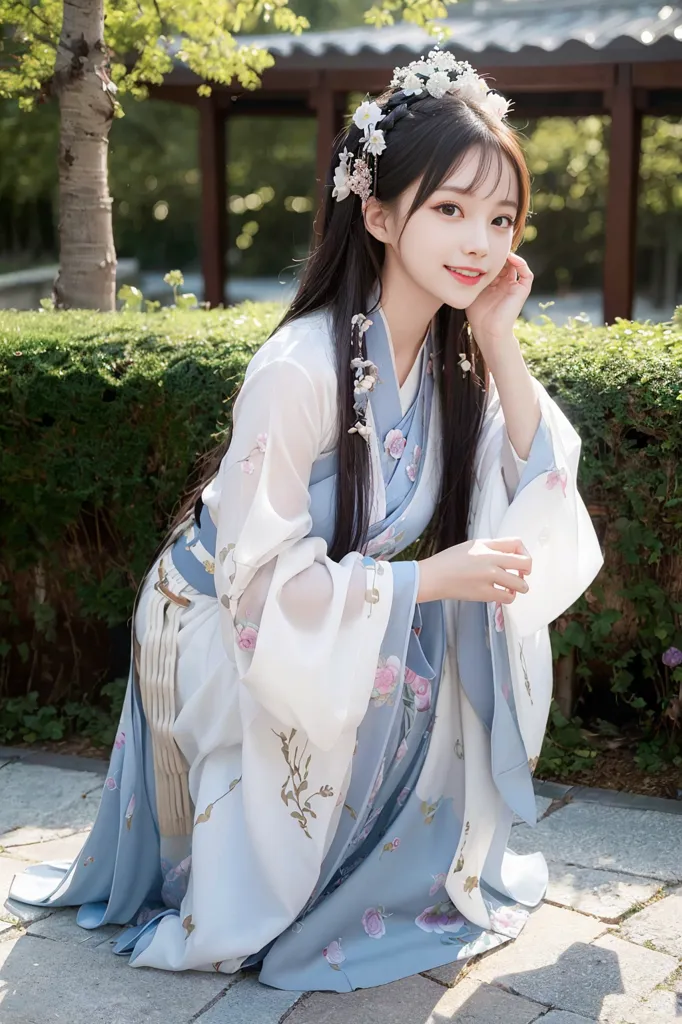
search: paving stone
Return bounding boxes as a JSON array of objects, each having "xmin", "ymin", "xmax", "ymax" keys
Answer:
[
  {"xmin": 285, "ymin": 973, "xmax": 444, "ymax": 1024},
  {"xmin": 198, "ymin": 975, "xmax": 304, "ymax": 1023},
  {"xmin": 0, "ymin": 854, "xmax": 54, "ymax": 925},
  {"xmin": 610, "ymin": 976, "xmax": 682, "ymax": 1023},
  {"xmin": 27, "ymin": 908, "xmax": 122, "ymax": 949},
  {"xmin": 0, "ymin": 764, "xmax": 103, "ymax": 841},
  {"xmin": 424, "ymin": 978, "xmax": 545, "ymax": 1022},
  {"xmin": 473, "ymin": 927, "xmax": 677, "ymax": 1020},
  {"xmin": 536, "ymin": 1014, "xmax": 595, "ymax": 1024},
  {"xmin": 512, "ymin": 796, "xmax": 553, "ymax": 826},
  {"xmin": 0, "ymin": 932, "xmax": 230, "ymax": 1024},
  {"xmin": 421, "ymin": 959, "xmax": 466, "ymax": 987},
  {"xmin": 619, "ymin": 887, "xmax": 682, "ymax": 957},
  {"xmin": 511, "ymin": 802, "xmax": 682, "ymax": 883},
  {"xmin": 7, "ymin": 830, "xmax": 90, "ymax": 864},
  {"xmin": 544, "ymin": 863, "xmax": 663, "ymax": 921},
  {"xmin": 533, "ymin": 780, "xmax": 573, "ymax": 800}
]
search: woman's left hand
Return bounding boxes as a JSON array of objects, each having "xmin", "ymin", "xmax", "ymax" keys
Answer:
[{"xmin": 465, "ymin": 252, "xmax": 533, "ymax": 360}]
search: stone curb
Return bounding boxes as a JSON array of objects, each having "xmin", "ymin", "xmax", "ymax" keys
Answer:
[{"xmin": 3, "ymin": 748, "xmax": 682, "ymax": 817}]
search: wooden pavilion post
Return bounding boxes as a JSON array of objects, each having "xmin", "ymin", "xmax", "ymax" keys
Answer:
[
  {"xmin": 199, "ymin": 94, "xmax": 227, "ymax": 308},
  {"xmin": 603, "ymin": 64, "xmax": 642, "ymax": 323},
  {"xmin": 311, "ymin": 75, "xmax": 345, "ymax": 241}
]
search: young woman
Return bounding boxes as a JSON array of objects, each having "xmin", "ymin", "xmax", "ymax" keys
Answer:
[{"xmin": 11, "ymin": 50, "xmax": 603, "ymax": 991}]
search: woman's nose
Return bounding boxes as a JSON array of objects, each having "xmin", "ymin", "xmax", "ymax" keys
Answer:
[{"xmin": 462, "ymin": 222, "xmax": 489, "ymax": 258}]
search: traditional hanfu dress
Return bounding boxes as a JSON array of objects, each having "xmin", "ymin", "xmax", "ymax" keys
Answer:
[{"xmin": 10, "ymin": 299, "xmax": 603, "ymax": 991}]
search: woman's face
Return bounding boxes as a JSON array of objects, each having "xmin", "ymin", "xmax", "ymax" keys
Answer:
[{"xmin": 376, "ymin": 146, "xmax": 520, "ymax": 311}]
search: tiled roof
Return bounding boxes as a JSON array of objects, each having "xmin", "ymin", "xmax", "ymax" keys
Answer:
[{"xmin": 233, "ymin": 0, "xmax": 682, "ymax": 64}]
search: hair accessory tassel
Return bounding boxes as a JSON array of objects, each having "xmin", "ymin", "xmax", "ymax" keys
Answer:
[{"xmin": 348, "ymin": 313, "xmax": 379, "ymax": 444}]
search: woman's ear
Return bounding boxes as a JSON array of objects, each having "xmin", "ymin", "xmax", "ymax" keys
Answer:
[{"xmin": 363, "ymin": 196, "xmax": 391, "ymax": 244}]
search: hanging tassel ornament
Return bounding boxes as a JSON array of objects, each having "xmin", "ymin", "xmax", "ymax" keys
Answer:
[{"xmin": 348, "ymin": 313, "xmax": 379, "ymax": 444}]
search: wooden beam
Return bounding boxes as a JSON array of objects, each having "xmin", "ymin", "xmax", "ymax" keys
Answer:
[
  {"xmin": 603, "ymin": 65, "xmax": 642, "ymax": 324},
  {"xmin": 632, "ymin": 61, "xmax": 682, "ymax": 90},
  {"xmin": 199, "ymin": 95, "xmax": 227, "ymax": 308}
]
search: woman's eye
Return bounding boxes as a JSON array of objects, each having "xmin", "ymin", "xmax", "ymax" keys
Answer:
[
  {"xmin": 493, "ymin": 215, "xmax": 514, "ymax": 228},
  {"xmin": 437, "ymin": 203, "xmax": 461, "ymax": 217}
]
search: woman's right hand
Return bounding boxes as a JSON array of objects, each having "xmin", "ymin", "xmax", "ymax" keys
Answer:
[{"xmin": 416, "ymin": 537, "xmax": 531, "ymax": 604}]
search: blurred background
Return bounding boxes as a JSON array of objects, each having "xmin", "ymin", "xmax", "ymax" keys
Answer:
[{"xmin": 0, "ymin": 0, "xmax": 680, "ymax": 323}]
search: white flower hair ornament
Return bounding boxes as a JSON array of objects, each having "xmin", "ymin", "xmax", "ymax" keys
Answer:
[{"xmin": 332, "ymin": 48, "xmax": 511, "ymax": 208}]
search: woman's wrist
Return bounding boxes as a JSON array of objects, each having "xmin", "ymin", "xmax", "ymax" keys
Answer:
[{"xmin": 416, "ymin": 556, "xmax": 441, "ymax": 604}]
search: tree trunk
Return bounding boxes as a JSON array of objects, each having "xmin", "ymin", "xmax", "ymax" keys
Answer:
[{"xmin": 53, "ymin": 0, "xmax": 116, "ymax": 310}]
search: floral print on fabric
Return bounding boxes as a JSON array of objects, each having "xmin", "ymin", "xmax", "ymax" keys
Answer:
[
  {"xmin": 384, "ymin": 428, "xmax": 407, "ymax": 460},
  {"xmin": 406, "ymin": 444, "xmax": 422, "ymax": 482},
  {"xmin": 322, "ymin": 939, "xmax": 346, "ymax": 969},
  {"xmin": 235, "ymin": 620, "xmax": 259, "ymax": 651},
  {"xmin": 546, "ymin": 467, "xmax": 568, "ymax": 495},
  {"xmin": 404, "ymin": 667, "xmax": 432, "ymax": 712},
  {"xmin": 370, "ymin": 655, "xmax": 402, "ymax": 706},
  {"xmin": 161, "ymin": 855, "xmax": 192, "ymax": 909},
  {"xmin": 415, "ymin": 900, "xmax": 465, "ymax": 934},
  {"xmin": 365, "ymin": 523, "xmax": 406, "ymax": 560},
  {"xmin": 274, "ymin": 728, "xmax": 334, "ymax": 839},
  {"xmin": 362, "ymin": 906, "xmax": 391, "ymax": 938}
]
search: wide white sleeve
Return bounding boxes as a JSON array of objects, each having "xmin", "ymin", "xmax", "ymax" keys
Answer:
[
  {"xmin": 494, "ymin": 376, "xmax": 604, "ymax": 637},
  {"xmin": 208, "ymin": 356, "xmax": 396, "ymax": 751}
]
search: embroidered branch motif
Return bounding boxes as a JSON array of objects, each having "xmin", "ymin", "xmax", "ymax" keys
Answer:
[
  {"xmin": 519, "ymin": 641, "xmax": 533, "ymax": 704},
  {"xmin": 274, "ymin": 728, "xmax": 334, "ymax": 839},
  {"xmin": 420, "ymin": 798, "xmax": 441, "ymax": 825},
  {"xmin": 451, "ymin": 819, "xmax": 470, "ymax": 873},
  {"xmin": 528, "ymin": 755, "xmax": 539, "ymax": 775},
  {"xmin": 454, "ymin": 738, "xmax": 464, "ymax": 760},
  {"xmin": 194, "ymin": 776, "xmax": 242, "ymax": 825},
  {"xmin": 182, "ymin": 914, "xmax": 195, "ymax": 937},
  {"xmin": 463, "ymin": 875, "xmax": 479, "ymax": 895}
]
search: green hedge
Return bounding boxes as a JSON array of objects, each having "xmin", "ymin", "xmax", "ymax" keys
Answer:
[{"xmin": 1, "ymin": 304, "xmax": 682, "ymax": 763}]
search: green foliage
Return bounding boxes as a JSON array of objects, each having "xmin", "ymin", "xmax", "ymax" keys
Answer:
[
  {"xmin": 0, "ymin": 679, "xmax": 126, "ymax": 747},
  {"xmin": 537, "ymin": 701, "xmax": 599, "ymax": 777},
  {"xmin": 1, "ymin": 302, "xmax": 681, "ymax": 762}
]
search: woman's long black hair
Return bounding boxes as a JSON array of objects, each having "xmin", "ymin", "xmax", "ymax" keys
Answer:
[{"xmin": 165, "ymin": 87, "xmax": 530, "ymax": 565}]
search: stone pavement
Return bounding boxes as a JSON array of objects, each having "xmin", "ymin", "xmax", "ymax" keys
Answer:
[{"xmin": 1, "ymin": 749, "xmax": 682, "ymax": 1024}]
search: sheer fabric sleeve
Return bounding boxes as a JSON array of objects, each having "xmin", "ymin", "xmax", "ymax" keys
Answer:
[{"xmin": 208, "ymin": 356, "xmax": 398, "ymax": 751}]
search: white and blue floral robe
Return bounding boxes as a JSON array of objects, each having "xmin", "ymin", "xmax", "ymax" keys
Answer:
[{"xmin": 10, "ymin": 301, "xmax": 603, "ymax": 991}]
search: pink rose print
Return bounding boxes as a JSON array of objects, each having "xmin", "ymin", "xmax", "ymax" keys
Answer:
[
  {"xmin": 426, "ymin": 354, "xmax": 433, "ymax": 375},
  {"xmin": 384, "ymin": 428, "xmax": 407, "ymax": 460},
  {"xmin": 362, "ymin": 907, "xmax": 388, "ymax": 939},
  {"xmin": 397, "ymin": 786, "xmax": 411, "ymax": 807},
  {"xmin": 501, "ymin": 680, "xmax": 510, "ymax": 701},
  {"xmin": 355, "ymin": 807, "xmax": 381, "ymax": 845},
  {"xmin": 105, "ymin": 776, "xmax": 118, "ymax": 791},
  {"xmin": 415, "ymin": 900, "xmax": 465, "ymax": 934},
  {"xmin": 236, "ymin": 624, "xmax": 258, "ymax": 651},
  {"xmin": 405, "ymin": 667, "xmax": 432, "ymax": 712},
  {"xmin": 322, "ymin": 939, "xmax": 346, "ymax": 969},
  {"xmin": 256, "ymin": 433, "xmax": 268, "ymax": 453},
  {"xmin": 494, "ymin": 602, "xmax": 505, "ymax": 632},
  {"xmin": 406, "ymin": 444, "xmax": 422, "ymax": 482},
  {"xmin": 429, "ymin": 872, "xmax": 447, "ymax": 897},
  {"xmin": 546, "ymin": 468, "xmax": 568, "ymax": 496},
  {"xmin": 371, "ymin": 655, "xmax": 401, "ymax": 706},
  {"xmin": 396, "ymin": 738, "xmax": 408, "ymax": 762},
  {"xmin": 114, "ymin": 731, "xmax": 125, "ymax": 750},
  {"xmin": 489, "ymin": 905, "xmax": 529, "ymax": 938},
  {"xmin": 239, "ymin": 459, "xmax": 254, "ymax": 475}
]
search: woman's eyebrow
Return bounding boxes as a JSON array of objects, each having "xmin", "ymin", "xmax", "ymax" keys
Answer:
[{"xmin": 436, "ymin": 185, "xmax": 518, "ymax": 210}]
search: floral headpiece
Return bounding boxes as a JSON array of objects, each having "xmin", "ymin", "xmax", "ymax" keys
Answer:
[{"xmin": 332, "ymin": 48, "xmax": 511, "ymax": 208}]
